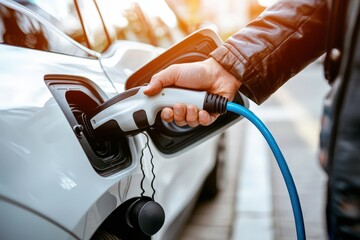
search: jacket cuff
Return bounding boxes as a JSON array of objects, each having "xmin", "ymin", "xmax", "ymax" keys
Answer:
[{"xmin": 210, "ymin": 45, "xmax": 262, "ymax": 104}]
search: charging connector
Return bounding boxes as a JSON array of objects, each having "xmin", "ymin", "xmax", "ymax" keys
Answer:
[
  {"xmin": 90, "ymin": 87, "xmax": 228, "ymax": 136},
  {"xmin": 203, "ymin": 93, "xmax": 228, "ymax": 114}
]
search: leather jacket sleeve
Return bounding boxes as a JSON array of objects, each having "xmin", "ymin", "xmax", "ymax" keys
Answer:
[{"xmin": 210, "ymin": 0, "xmax": 328, "ymax": 104}]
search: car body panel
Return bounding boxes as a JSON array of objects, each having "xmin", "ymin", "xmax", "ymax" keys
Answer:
[
  {"xmin": 0, "ymin": 198, "xmax": 77, "ymax": 239},
  {"xmin": 99, "ymin": 40, "xmax": 163, "ymax": 92}
]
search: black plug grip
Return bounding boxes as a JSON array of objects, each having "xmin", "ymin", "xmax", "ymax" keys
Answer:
[{"xmin": 203, "ymin": 93, "xmax": 228, "ymax": 114}]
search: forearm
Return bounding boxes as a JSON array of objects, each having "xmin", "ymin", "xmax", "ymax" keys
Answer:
[{"xmin": 210, "ymin": 0, "xmax": 328, "ymax": 104}]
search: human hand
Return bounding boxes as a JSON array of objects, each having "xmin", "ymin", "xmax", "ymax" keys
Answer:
[{"xmin": 143, "ymin": 57, "xmax": 241, "ymax": 127}]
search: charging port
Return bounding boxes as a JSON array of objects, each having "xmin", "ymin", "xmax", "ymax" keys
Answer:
[{"xmin": 45, "ymin": 74, "xmax": 132, "ymax": 176}]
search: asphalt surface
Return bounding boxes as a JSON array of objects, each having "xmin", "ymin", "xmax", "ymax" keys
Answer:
[{"xmin": 180, "ymin": 61, "xmax": 331, "ymax": 240}]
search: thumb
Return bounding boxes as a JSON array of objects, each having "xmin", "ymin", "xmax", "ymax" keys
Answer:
[
  {"xmin": 143, "ymin": 66, "xmax": 178, "ymax": 96},
  {"xmin": 143, "ymin": 77, "xmax": 163, "ymax": 96}
]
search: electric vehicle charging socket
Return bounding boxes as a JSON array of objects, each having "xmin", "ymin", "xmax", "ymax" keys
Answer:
[{"xmin": 89, "ymin": 86, "xmax": 227, "ymax": 136}]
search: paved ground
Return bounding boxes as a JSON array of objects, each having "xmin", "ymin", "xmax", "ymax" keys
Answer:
[
  {"xmin": 266, "ymin": 62, "xmax": 329, "ymax": 240},
  {"xmin": 179, "ymin": 122, "xmax": 245, "ymax": 240},
  {"xmin": 180, "ymin": 61, "xmax": 331, "ymax": 240}
]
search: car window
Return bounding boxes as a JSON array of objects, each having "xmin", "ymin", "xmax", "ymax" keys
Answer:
[
  {"xmin": 137, "ymin": 0, "xmax": 186, "ymax": 47},
  {"xmin": 95, "ymin": 0, "xmax": 186, "ymax": 48},
  {"xmin": 76, "ymin": 0, "xmax": 110, "ymax": 52},
  {"xmin": 0, "ymin": 3, "xmax": 91, "ymax": 58},
  {"xmin": 14, "ymin": 0, "xmax": 88, "ymax": 48}
]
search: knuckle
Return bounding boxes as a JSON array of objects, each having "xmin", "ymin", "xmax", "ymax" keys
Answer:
[
  {"xmin": 199, "ymin": 110, "xmax": 211, "ymax": 126},
  {"xmin": 186, "ymin": 110, "xmax": 199, "ymax": 127},
  {"xmin": 174, "ymin": 105, "xmax": 186, "ymax": 122},
  {"xmin": 174, "ymin": 112, "xmax": 185, "ymax": 122}
]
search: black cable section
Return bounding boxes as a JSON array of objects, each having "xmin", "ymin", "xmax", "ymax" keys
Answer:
[
  {"xmin": 141, "ymin": 133, "xmax": 157, "ymax": 200},
  {"xmin": 148, "ymin": 136, "xmax": 156, "ymax": 200},
  {"xmin": 139, "ymin": 136, "xmax": 147, "ymax": 197}
]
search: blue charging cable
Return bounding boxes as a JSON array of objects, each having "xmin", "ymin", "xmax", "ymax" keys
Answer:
[{"xmin": 226, "ymin": 102, "xmax": 306, "ymax": 240}]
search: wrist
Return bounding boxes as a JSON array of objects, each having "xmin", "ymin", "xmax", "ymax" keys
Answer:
[{"xmin": 204, "ymin": 57, "xmax": 242, "ymax": 97}]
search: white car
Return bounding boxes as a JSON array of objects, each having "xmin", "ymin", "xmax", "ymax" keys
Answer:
[{"xmin": 0, "ymin": 1, "xmax": 247, "ymax": 239}]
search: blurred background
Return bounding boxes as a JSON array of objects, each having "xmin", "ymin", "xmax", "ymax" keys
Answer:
[
  {"xmin": 165, "ymin": 0, "xmax": 278, "ymax": 39},
  {"xmin": 90, "ymin": 0, "xmax": 280, "ymax": 48}
]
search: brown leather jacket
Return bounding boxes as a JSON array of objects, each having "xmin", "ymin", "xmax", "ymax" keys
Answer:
[{"xmin": 210, "ymin": 0, "xmax": 328, "ymax": 104}]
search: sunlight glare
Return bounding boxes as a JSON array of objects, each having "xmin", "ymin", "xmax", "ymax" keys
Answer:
[
  {"xmin": 97, "ymin": 0, "xmax": 177, "ymax": 28},
  {"xmin": 257, "ymin": 0, "xmax": 278, "ymax": 8},
  {"xmin": 137, "ymin": 0, "xmax": 177, "ymax": 27}
]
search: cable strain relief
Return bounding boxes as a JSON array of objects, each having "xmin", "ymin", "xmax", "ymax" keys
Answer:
[{"xmin": 203, "ymin": 93, "xmax": 228, "ymax": 114}]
